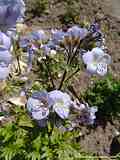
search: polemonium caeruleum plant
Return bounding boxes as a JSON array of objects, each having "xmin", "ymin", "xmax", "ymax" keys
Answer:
[
  {"xmin": 39, "ymin": 22, "xmax": 111, "ymax": 90},
  {"xmin": 0, "ymin": 0, "xmax": 111, "ymax": 130}
]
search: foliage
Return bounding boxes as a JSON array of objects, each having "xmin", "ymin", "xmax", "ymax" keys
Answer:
[
  {"xmin": 25, "ymin": 0, "xmax": 49, "ymax": 18},
  {"xmin": 0, "ymin": 107, "xmax": 84, "ymax": 160},
  {"xmin": 84, "ymin": 76, "xmax": 120, "ymax": 119},
  {"xmin": 59, "ymin": 0, "xmax": 80, "ymax": 24}
]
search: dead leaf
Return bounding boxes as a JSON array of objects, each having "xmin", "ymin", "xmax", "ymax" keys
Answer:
[
  {"xmin": 8, "ymin": 96, "xmax": 27, "ymax": 107},
  {"xmin": 0, "ymin": 80, "xmax": 7, "ymax": 92}
]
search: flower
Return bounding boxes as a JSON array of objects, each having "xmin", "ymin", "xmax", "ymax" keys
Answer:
[
  {"xmin": 49, "ymin": 90, "xmax": 72, "ymax": 119},
  {"xmin": 0, "ymin": 0, "xmax": 25, "ymax": 32},
  {"xmin": 67, "ymin": 26, "xmax": 88, "ymax": 40},
  {"xmin": 72, "ymin": 102, "xmax": 98, "ymax": 125},
  {"xmin": 82, "ymin": 47, "xmax": 111, "ymax": 76},
  {"xmin": 42, "ymin": 40, "xmax": 57, "ymax": 56},
  {"xmin": 51, "ymin": 29, "xmax": 66, "ymax": 45},
  {"xmin": 27, "ymin": 91, "xmax": 53, "ymax": 120},
  {"xmin": 19, "ymin": 36, "xmax": 30, "ymax": 48},
  {"xmin": 0, "ymin": 48, "xmax": 12, "ymax": 65},
  {"xmin": 31, "ymin": 30, "xmax": 47, "ymax": 41},
  {"xmin": 0, "ymin": 32, "xmax": 11, "ymax": 49},
  {"xmin": 89, "ymin": 23, "xmax": 100, "ymax": 33},
  {"xmin": 0, "ymin": 62, "xmax": 10, "ymax": 80}
]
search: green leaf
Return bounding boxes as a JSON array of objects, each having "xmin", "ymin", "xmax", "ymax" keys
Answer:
[{"xmin": 18, "ymin": 114, "xmax": 34, "ymax": 128}]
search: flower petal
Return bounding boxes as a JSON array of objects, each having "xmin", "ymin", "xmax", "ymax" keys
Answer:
[
  {"xmin": 32, "ymin": 108, "xmax": 49, "ymax": 120},
  {"xmin": 86, "ymin": 63, "xmax": 97, "ymax": 74},
  {"xmin": 82, "ymin": 51, "xmax": 94, "ymax": 65},
  {"xmin": 0, "ymin": 32, "xmax": 11, "ymax": 49},
  {"xmin": 53, "ymin": 104, "xmax": 69, "ymax": 119},
  {"xmin": 92, "ymin": 47, "xmax": 104, "ymax": 56},
  {"xmin": 0, "ymin": 65, "xmax": 10, "ymax": 80},
  {"xmin": 98, "ymin": 54, "xmax": 111, "ymax": 65},
  {"xmin": 0, "ymin": 48, "xmax": 12, "ymax": 64},
  {"xmin": 68, "ymin": 26, "xmax": 88, "ymax": 39},
  {"xmin": 97, "ymin": 63, "xmax": 108, "ymax": 76},
  {"xmin": 49, "ymin": 90, "xmax": 71, "ymax": 119}
]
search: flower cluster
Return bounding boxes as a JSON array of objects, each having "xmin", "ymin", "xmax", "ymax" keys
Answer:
[
  {"xmin": 19, "ymin": 29, "xmax": 46, "ymax": 71},
  {"xmin": 72, "ymin": 101, "xmax": 98, "ymax": 125},
  {"xmin": 27, "ymin": 90, "xmax": 71, "ymax": 120},
  {"xmin": 41, "ymin": 23, "xmax": 111, "ymax": 76},
  {"xmin": 27, "ymin": 90, "xmax": 97, "ymax": 128},
  {"xmin": 42, "ymin": 26, "xmax": 88, "ymax": 57},
  {"xmin": 0, "ymin": 0, "xmax": 25, "ymax": 80}
]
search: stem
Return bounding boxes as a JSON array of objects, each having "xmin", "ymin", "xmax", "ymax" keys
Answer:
[
  {"xmin": 16, "ymin": 56, "xmax": 21, "ymax": 74},
  {"xmin": 44, "ymin": 57, "xmax": 55, "ymax": 89},
  {"xmin": 65, "ymin": 68, "xmax": 80, "ymax": 82},
  {"xmin": 58, "ymin": 70, "xmax": 67, "ymax": 90},
  {"xmin": 69, "ymin": 44, "xmax": 80, "ymax": 64},
  {"xmin": 68, "ymin": 85, "xmax": 82, "ymax": 102}
]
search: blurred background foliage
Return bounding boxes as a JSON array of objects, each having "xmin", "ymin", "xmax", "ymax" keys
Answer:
[{"xmin": 83, "ymin": 76, "xmax": 120, "ymax": 120}]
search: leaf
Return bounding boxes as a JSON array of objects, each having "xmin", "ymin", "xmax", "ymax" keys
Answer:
[
  {"xmin": 18, "ymin": 114, "xmax": 34, "ymax": 128},
  {"xmin": 0, "ymin": 80, "xmax": 7, "ymax": 92},
  {"xmin": 8, "ymin": 96, "xmax": 27, "ymax": 107}
]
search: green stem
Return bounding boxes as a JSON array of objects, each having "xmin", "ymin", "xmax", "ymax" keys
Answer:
[
  {"xmin": 44, "ymin": 57, "xmax": 55, "ymax": 89},
  {"xmin": 58, "ymin": 70, "xmax": 67, "ymax": 90},
  {"xmin": 16, "ymin": 56, "xmax": 21, "ymax": 74},
  {"xmin": 68, "ymin": 85, "xmax": 82, "ymax": 102},
  {"xmin": 65, "ymin": 68, "xmax": 80, "ymax": 82}
]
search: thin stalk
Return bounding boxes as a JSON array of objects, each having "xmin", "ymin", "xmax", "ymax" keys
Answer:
[
  {"xmin": 44, "ymin": 58, "xmax": 55, "ymax": 89},
  {"xmin": 58, "ymin": 46, "xmax": 71, "ymax": 90},
  {"xmin": 65, "ymin": 68, "xmax": 80, "ymax": 82},
  {"xmin": 16, "ymin": 55, "xmax": 21, "ymax": 74},
  {"xmin": 58, "ymin": 70, "xmax": 67, "ymax": 90},
  {"xmin": 68, "ymin": 85, "xmax": 82, "ymax": 102},
  {"xmin": 69, "ymin": 44, "xmax": 80, "ymax": 64}
]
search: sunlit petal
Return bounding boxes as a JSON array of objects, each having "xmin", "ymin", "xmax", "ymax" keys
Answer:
[{"xmin": 97, "ymin": 63, "xmax": 108, "ymax": 76}]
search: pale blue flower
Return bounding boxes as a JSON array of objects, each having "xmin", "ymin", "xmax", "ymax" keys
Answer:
[
  {"xmin": 0, "ymin": 0, "xmax": 25, "ymax": 32},
  {"xmin": 89, "ymin": 107, "xmax": 98, "ymax": 124},
  {"xmin": 72, "ymin": 102, "xmax": 98, "ymax": 125},
  {"xmin": 67, "ymin": 26, "xmax": 88, "ymax": 40},
  {"xmin": 51, "ymin": 29, "xmax": 66, "ymax": 45},
  {"xmin": 19, "ymin": 36, "xmax": 30, "ymax": 48},
  {"xmin": 0, "ymin": 48, "xmax": 12, "ymax": 65},
  {"xmin": 31, "ymin": 30, "xmax": 47, "ymax": 41},
  {"xmin": 0, "ymin": 31, "xmax": 11, "ymax": 49},
  {"xmin": 0, "ymin": 62, "xmax": 10, "ymax": 80},
  {"xmin": 27, "ymin": 91, "xmax": 53, "ymax": 120},
  {"xmin": 49, "ymin": 90, "xmax": 72, "ymax": 119},
  {"xmin": 42, "ymin": 40, "xmax": 57, "ymax": 56},
  {"xmin": 82, "ymin": 47, "xmax": 111, "ymax": 76},
  {"xmin": 89, "ymin": 23, "xmax": 100, "ymax": 33}
]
